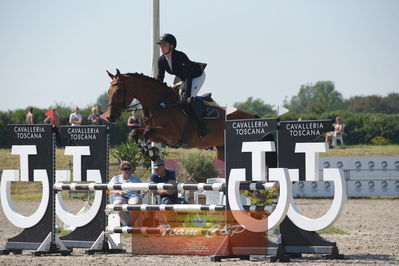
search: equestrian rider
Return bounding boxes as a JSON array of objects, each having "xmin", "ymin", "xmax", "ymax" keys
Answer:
[{"xmin": 156, "ymin": 33, "xmax": 210, "ymax": 140}]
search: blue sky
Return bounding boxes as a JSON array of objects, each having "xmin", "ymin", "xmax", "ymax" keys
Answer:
[{"xmin": 0, "ymin": 0, "xmax": 398, "ymax": 111}]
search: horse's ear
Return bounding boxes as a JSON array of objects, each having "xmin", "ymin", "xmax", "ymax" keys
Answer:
[
  {"xmin": 106, "ymin": 70, "xmax": 115, "ymax": 79},
  {"xmin": 116, "ymin": 68, "xmax": 121, "ymax": 76}
]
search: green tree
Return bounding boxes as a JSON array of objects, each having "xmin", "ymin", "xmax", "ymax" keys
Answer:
[
  {"xmin": 284, "ymin": 81, "xmax": 344, "ymax": 114},
  {"xmin": 234, "ymin": 97, "xmax": 275, "ymax": 117},
  {"xmin": 96, "ymin": 92, "xmax": 109, "ymax": 111},
  {"xmin": 346, "ymin": 93, "xmax": 399, "ymax": 114},
  {"xmin": 383, "ymin": 93, "xmax": 399, "ymax": 114}
]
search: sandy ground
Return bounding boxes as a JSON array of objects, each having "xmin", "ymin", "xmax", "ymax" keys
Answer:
[{"xmin": 0, "ymin": 198, "xmax": 398, "ymax": 265}]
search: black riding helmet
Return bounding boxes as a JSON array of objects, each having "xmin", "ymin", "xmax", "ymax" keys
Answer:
[{"xmin": 158, "ymin": 33, "xmax": 177, "ymax": 49}]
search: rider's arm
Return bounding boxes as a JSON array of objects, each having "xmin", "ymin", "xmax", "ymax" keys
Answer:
[{"xmin": 175, "ymin": 52, "xmax": 193, "ymax": 97}]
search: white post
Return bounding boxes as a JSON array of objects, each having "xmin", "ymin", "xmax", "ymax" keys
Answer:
[
  {"xmin": 151, "ymin": 0, "xmax": 160, "ymax": 78},
  {"xmin": 151, "ymin": 0, "xmax": 161, "ymax": 170}
]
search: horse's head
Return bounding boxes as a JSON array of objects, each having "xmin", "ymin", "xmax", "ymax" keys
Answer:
[{"xmin": 106, "ymin": 69, "xmax": 133, "ymax": 123}]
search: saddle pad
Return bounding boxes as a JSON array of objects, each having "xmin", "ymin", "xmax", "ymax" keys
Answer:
[{"xmin": 203, "ymin": 105, "xmax": 220, "ymax": 120}]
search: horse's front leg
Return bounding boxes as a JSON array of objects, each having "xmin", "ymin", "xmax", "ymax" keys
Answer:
[
  {"xmin": 128, "ymin": 128, "xmax": 145, "ymax": 143},
  {"xmin": 143, "ymin": 125, "xmax": 157, "ymax": 141},
  {"xmin": 143, "ymin": 125, "xmax": 181, "ymax": 147}
]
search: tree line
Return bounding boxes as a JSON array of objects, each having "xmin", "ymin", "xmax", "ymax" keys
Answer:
[
  {"xmin": 234, "ymin": 81, "xmax": 399, "ymax": 145},
  {"xmin": 234, "ymin": 81, "xmax": 399, "ymax": 116}
]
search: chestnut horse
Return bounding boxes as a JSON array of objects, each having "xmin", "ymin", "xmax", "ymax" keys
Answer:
[{"xmin": 106, "ymin": 69, "xmax": 256, "ymax": 160}]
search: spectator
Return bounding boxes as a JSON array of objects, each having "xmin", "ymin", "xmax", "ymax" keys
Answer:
[
  {"xmin": 95, "ymin": 105, "xmax": 103, "ymax": 116},
  {"xmin": 325, "ymin": 116, "xmax": 344, "ymax": 145},
  {"xmin": 25, "ymin": 107, "xmax": 35, "ymax": 124},
  {"xmin": 127, "ymin": 110, "xmax": 141, "ymax": 130},
  {"xmin": 69, "ymin": 106, "xmax": 83, "ymax": 126},
  {"xmin": 87, "ymin": 107, "xmax": 101, "ymax": 125},
  {"xmin": 109, "ymin": 161, "xmax": 143, "ymax": 226},
  {"xmin": 150, "ymin": 160, "xmax": 186, "ymax": 204}
]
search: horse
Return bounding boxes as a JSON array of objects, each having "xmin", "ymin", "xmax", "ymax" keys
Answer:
[{"xmin": 106, "ymin": 69, "xmax": 257, "ymax": 160}]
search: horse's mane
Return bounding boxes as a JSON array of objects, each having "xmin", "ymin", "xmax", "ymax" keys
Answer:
[
  {"xmin": 125, "ymin": 72, "xmax": 178, "ymax": 102},
  {"xmin": 125, "ymin": 72, "xmax": 170, "ymax": 89}
]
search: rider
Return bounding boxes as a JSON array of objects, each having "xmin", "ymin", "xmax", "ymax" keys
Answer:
[{"xmin": 156, "ymin": 33, "xmax": 210, "ymax": 140}]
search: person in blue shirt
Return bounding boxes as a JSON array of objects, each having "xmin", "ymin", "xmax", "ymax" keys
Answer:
[
  {"xmin": 150, "ymin": 160, "xmax": 186, "ymax": 204},
  {"xmin": 109, "ymin": 161, "xmax": 142, "ymax": 226}
]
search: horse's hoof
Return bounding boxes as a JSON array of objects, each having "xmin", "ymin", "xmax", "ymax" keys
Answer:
[{"xmin": 147, "ymin": 147, "xmax": 160, "ymax": 161}]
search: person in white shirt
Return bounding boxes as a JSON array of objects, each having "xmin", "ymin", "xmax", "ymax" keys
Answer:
[{"xmin": 69, "ymin": 106, "xmax": 83, "ymax": 126}]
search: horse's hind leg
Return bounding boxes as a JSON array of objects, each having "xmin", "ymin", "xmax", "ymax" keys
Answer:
[{"xmin": 216, "ymin": 146, "xmax": 224, "ymax": 161}]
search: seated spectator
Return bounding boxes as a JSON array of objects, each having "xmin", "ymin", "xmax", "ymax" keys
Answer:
[
  {"xmin": 325, "ymin": 116, "xmax": 344, "ymax": 145},
  {"xmin": 150, "ymin": 160, "xmax": 186, "ymax": 204},
  {"xmin": 69, "ymin": 106, "xmax": 83, "ymax": 126},
  {"xmin": 25, "ymin": 107, "xmax": 35, "ymax": 124},
  {"xmin": 87, "ymin": 107, "xmax": 101, "ymax": 125},
  {"xmin": 109, "ymin": 161, "xmax": 143, "ymax": 226}
]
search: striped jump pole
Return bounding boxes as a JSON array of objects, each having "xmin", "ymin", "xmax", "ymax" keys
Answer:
[
  {"xmin": 53, "ymin": 182, "xmax": 276, "ymax": 192},
  {"xmin": 106, "ymin": 204, "xmax": 274, "ymax": 212}
]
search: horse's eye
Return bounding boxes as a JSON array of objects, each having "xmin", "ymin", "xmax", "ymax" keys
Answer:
[{"xmin": 115, "ymin": 89, "xmax": 123, "ymax": 96}]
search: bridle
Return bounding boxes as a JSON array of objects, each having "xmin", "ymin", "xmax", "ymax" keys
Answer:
[{"xmin": 108, "ymin": 76, "xmax": 140, "ymax": 112}]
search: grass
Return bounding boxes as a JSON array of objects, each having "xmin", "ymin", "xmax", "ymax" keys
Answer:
[
  {"xmin": 165, "ymin": 144, "xmax": 399, "ymax": 158},
  {"xmin": 162, "ymin": 147, "xmax": 217, "ymax": 160},
  {"xmin": 320, "ymin": 144, "xmax": 399, "ymax": 157},
  {"xmin": 58, "ymin": 228, "xmax": 73, "ymax": 237},
  {"xmin": 316, "ymin": 226, "xmax": 350, "ymax": 235}
]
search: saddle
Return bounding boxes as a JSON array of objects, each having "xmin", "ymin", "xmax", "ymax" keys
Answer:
[
  {"xmin": 199, "ymin": 95, "xmax": 220, "ymax": 120},
  {"xmin": 180, "ymin": 93, "xmax": 220, "ymax": 120}
]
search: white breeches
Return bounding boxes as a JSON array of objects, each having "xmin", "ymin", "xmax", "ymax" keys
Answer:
[{"xmin": 191, "ymin": 71, "xmax": 206, "ymax": 97}]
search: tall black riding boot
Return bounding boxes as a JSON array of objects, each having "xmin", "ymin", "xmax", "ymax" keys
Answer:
[{"xmin": 189, "ymin": 98, "xmax": 210, "ymax": 140}]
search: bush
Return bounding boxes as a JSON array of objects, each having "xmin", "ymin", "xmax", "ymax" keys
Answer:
[
  {"xmin": 178, "ymin": 152, "xmax": 219, "ymax": 183},
  {"xmin": 370, "ymin": 136, "xmax": 391, "ymax": 145},
  {"xmin": 110, "ymin": 142, "xmax": 147, "ymax": 172},
  {"xmin": 241, "ymin": 188, "xmax": 279, "ymax": 206}
]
